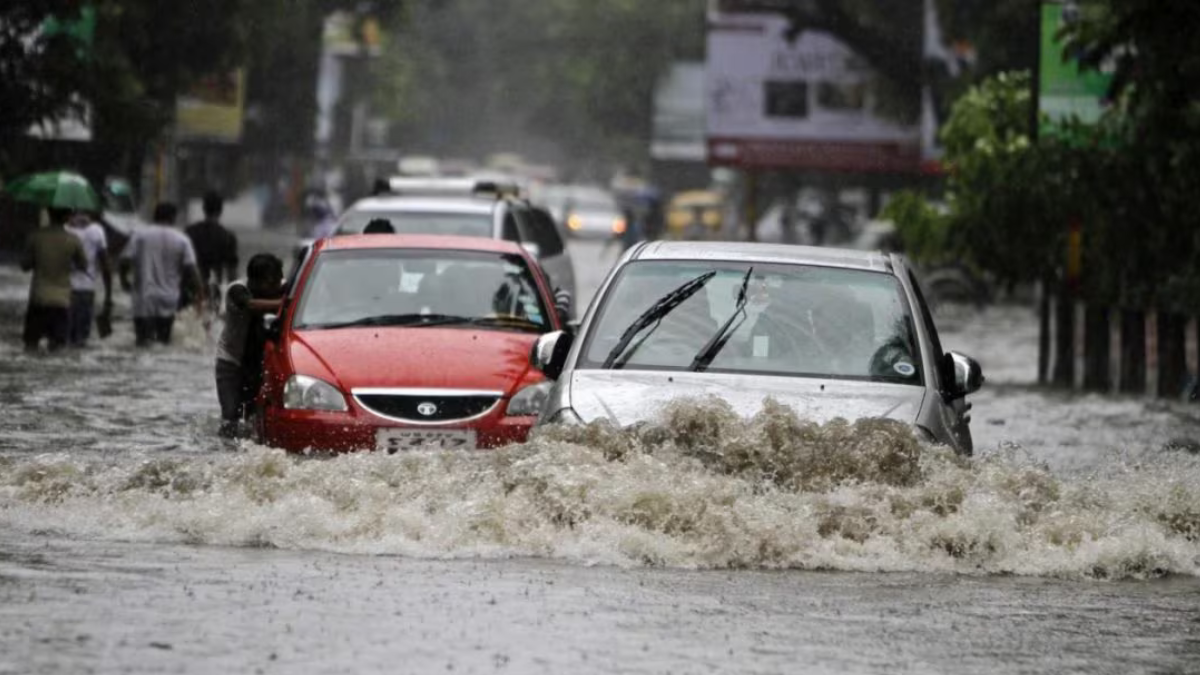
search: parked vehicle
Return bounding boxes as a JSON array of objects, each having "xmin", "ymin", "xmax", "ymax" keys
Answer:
[
  {"xmin": 298, "ymin": 178, "xmax": 576, "ymax": 315},
  {"xmin": 529, "ymin": 241, "xmax": 984, "ymax": 455},
  {"xmin": 259, "ymin": 234, "xmax": 566, "ymax": 453}
]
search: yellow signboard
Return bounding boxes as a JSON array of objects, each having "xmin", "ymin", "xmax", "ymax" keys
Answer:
[{"xmin": 176, "ymin": 69, "xmax": 245, "ymax": 142}]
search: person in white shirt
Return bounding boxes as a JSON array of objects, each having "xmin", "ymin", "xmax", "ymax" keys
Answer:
[
  {"xmin": 66, "ymin": 211, "xmax": 113, "ymax": 346},
  {"xmin": 118, "ymin": 202, "xmax": 206, "ymax": 347}
]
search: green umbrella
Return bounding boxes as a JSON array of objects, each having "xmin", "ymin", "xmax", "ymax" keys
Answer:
[{"xmin": 3, "ymin": 171, "xmax": 101, "ymax": 211}]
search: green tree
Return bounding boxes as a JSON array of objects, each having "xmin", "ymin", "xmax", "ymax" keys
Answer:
[
  {"xmin": 85, "ymin": 0, "xmax": 246, "ymax": 165},
  {"xmin": 1060, "ymin": 0, "xmax": 1200, "ymax": 310},
  {"xmin": 0, "ymin": 1, "xmax": 96, "ymax": 168}
]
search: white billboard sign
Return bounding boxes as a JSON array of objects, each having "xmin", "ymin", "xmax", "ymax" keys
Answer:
[{"xmin": 706, "ymin": 12, "xmax": 922, "ymax": 172}]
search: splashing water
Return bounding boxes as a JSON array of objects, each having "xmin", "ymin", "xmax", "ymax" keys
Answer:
[{"xmin": 2, "ymin": 397, "xmax": 1198, "ymax": 580}]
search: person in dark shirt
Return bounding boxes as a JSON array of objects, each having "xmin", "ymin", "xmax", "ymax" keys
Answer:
[{"xmin": 185, "ymin": 191, "xmax": 239, "ymax": 296}]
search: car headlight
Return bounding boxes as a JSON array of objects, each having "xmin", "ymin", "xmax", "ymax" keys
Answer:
[
  {"xmin": 283, "ymin": 374, "xmax": 348, "ymax": 412},
  {"xmin": 543, "ymin": 406, "xmax": 583, "ymax": 426},
  {"xmin": 507, "ymin": 382, "xmax": 553, "ymax": 417}
]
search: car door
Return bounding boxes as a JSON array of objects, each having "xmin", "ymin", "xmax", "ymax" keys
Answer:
[
  {"xmin": 525, "ymin": 206, "xmax": 575, "ymax": 302},
  {"xmin": 905, "ymin": 266, "xmax": 973, "ymax": 454},
  {"xmin": 506, "ymin": 203, "xmax": 576, "ymax": 305}
]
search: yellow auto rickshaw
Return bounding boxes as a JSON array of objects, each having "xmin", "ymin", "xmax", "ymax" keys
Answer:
[{"xmin": 666, "ymin": 189, "xmax": 724, "ymax": 240}]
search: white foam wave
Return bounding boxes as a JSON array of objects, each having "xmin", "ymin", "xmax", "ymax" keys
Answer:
[{"xmin": 2, "ymin": 397, "xmax": 1198, "ymax": 580}]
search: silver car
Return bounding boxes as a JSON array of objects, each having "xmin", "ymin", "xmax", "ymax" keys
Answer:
[
  {"xmin": 529, "ymin": 241, "xmax": 983, "ymax": 454},
  {"xmin": 300, "ymin": 179, "xmax": 577, "ymax": 314}
]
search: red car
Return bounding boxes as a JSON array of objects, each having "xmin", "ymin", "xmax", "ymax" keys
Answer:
[{"xmin": 257, "ymin": 234, "xmax": 563, "ymax": 453}]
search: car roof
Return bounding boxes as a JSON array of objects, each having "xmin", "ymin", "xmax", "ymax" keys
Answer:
[
  {"xmin": 631, "ymin": 240, "xmax": 894, "ymax": 273},
  {"xmin": 344, "ymin": 196, "xmax": 496, "ymax": 215},
  {"xmin": 318, "ymin": 233, "xmax": 527, "ymax": 255}
]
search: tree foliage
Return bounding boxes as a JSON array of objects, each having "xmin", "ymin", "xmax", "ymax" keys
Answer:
[
  {"xmin": 0, "ymin": 1, "xmax": 95, "ymax": 160},
  {"xmin": 2, "ymin": 0, "xmax": 376, "ymax": 176},
  {"xmin": 886, "ymin": 0, "xmax": 1200, "ymax": 311}
]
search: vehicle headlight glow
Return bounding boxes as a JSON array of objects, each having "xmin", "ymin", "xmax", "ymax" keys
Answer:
[
  {"xmin": 507, "ymin": 381, "xmax": 553, "ymax": 417},
  {"xmin": 567, "ymin": 214, "xmax": 583, "ymax": 231},
  {"xmin": 612, "ymin": 217, "xmax": 627, "ymax": 235},
  {"xmin": 283, "ymin": 374, "xmax": 348, "ymax": 412}
]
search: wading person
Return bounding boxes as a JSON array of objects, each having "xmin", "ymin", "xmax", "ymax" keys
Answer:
[
  {"xmin": 21, "ymin": 207, "xmax": 87, "ymax": 352},
  {"xmin": 215, "ymin": 253, "xmax": 284, "ymax": 438},
  {"xmin": 66, "ymin": 210, "xmax": 113, "ymax": 346},
  {"xmin": 119, "ymin": 202, "xmax": 206, "ymax": 347},
  {"xmin": 185, "ymin": 191, "xmax": 239, "ymax": 303}
]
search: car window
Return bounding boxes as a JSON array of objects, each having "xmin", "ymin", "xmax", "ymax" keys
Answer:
[
  {"xmin": 907, "ymin": 269, "xmax": 945, "ymax": 389},
  {"xmin": 501, "ymin": 210, "xmax": 520, "ymax": 242},
  {"xmin": 293, "ymin": 249, "xmax": 551, "ymax": 332},
  {"xmin": 335, "ymin": 210, "xmax": 492, "ymax": 237},
  {"xmin": 527, "ymin": 208, "xmax": 565, "ymax": 257},
  {"xmin": 579, "ymin": 260, "xmax": 923, "ymax": 384}
]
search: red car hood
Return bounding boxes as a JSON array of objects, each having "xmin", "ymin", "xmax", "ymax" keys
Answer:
[{"xmin": 288, "ymin": 327, "xmax": 540, "ymax": 395}]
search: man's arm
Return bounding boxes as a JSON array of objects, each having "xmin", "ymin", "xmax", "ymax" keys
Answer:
[
  {"xmin": 248, "ymin": 298, "xmax": 282, "ymax": 312},
  {"xmin": 179, "ymin": 236, "xmax": 205, "ymax": 314},
  {"xmin": 118, "ymin": 231, "xmax": 138, "ymax": 291},
  {"xmin": 227, "ymin": 284, "xmax": 278, "ymax": 314},
  {"xmin": 184, "ymin": 264, "xmax": 206, "ymax": 315}
]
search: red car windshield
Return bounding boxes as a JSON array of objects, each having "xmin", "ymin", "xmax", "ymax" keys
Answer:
[{"xmin": 293, "ymin": 249, "xmax": 551, "ymax": 332}]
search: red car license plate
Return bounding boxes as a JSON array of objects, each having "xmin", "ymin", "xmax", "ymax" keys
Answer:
[{"xmin": 376, "ymin": 429, "xmax": 477, "ymax": 453}]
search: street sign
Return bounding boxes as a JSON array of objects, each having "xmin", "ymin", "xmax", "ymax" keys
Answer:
[
  {"xmin": 1038, "ymin": 2, "xmax": 1113, "ymax": 138},
  {"xmin": 176, "ymin": 70, "xmax": 246, "ymax": 143}
]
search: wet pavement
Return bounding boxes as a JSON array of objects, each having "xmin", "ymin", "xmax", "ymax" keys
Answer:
[{"xmin": 1, "ymin": 233, "xmax": 1199, "ymax": 674}]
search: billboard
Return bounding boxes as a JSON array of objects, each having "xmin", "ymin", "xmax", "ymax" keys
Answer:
[
  {"xmin": 706, "ymin": 12, "xmax": 922, "ymax": 172},
  {"xmin": 652, "ymin": 62, "xmax": 707, "ymax": 163},
  {"xmin": 176, "ymin": 70, "xmax": 246, "ymax": 143},
  {"xmin": 1038, "ymin": 2, "xmax": 1113, "ymax": 137}
]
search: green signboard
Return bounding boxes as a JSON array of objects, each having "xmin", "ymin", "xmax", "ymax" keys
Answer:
[{"xmin": 1038, "ymin": 2, "xmax": 1112, "ymax": 138}]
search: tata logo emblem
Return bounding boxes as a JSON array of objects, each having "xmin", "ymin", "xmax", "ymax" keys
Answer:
[{"xmin": 416, "ymin": 402, "xmax": 439, "ymax": 417}]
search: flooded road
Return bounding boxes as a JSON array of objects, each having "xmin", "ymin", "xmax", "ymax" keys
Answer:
[{"xmin": 2, "ymin": 237, "xmax": 1199, "ymax": 674}]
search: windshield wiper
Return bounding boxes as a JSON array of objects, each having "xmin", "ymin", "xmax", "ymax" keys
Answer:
[
  {"xmin": 689, "ymin": 267, "xmax": 753, "ymax": 372},
  {"xmin": 601, "ymin": 270, "xmax": 717, "ymax": 369},
  {"xmin": 302, "ymin": 313, "xmax": 473, "ymax": 330}
]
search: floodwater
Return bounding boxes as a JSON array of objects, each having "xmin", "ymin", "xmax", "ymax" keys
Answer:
[{"xmin": 2, "ymin": 240, "xmax": 1199, "ymax": 675}]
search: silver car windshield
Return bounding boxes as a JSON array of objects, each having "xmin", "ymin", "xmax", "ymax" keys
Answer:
[
  {"xmin": 579, "ymin": 260, "xmax": 924, "ymax": 384},
  {"xmin": 336, "ymin": 211, "xmax": 492, "ymax": 237},
  {"xmin": 293, "ymin": 249, "xmax": 550, "ymax": 332}
]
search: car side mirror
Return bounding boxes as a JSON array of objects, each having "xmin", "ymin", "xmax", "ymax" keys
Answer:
[
  {"xmin": 945, "ymin": 351, "xmax": 984, "ymax": 399},
  {"xmin": 531, "ymin": 330, "xmax": 572, "ymax": 381},
  {"xmin": 264, "ymin": 313, "xmax": 282, "ymax": 341}
]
